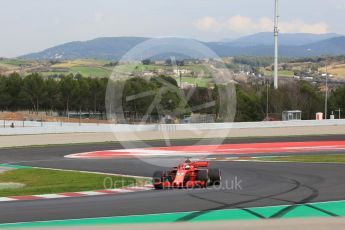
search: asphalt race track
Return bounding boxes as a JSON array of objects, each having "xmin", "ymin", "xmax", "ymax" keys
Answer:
[{"xmin": 0, "ymin": 135, "xmax": 345, "ymax": 224}]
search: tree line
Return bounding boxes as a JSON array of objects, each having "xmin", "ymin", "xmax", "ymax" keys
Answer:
[
  {"xmin": 235, "ymin": 80, "xmax": 345, "ymax": 121},
  {"xmin": 1, "ymin": 72, "xmax": 344, "ymax": 121},
  {"xmin": 0, "ymin": 73, "xmax": 107, "ymax": 116}
]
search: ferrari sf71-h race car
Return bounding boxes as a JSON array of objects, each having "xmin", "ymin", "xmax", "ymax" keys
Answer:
[{"xmin": 152, "ymin": 159, "xmax": 221, "ymax": 189}]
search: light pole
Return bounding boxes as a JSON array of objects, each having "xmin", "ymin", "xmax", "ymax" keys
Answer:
[
  {"xmin": 324, "ymin": 66, "xmax": 328, "ymax": 120},
  {"xmin": 273, "ymin": 0, "xmax": 279, "ymax": 89},
  {"xmin": 266, "ymin": 79, "xmax": 269, "ymax": 120}
]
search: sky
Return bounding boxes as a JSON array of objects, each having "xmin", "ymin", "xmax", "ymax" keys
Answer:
[{"xmin": 1, "ymin": 0, "xmax": 345, "ymax": 57}]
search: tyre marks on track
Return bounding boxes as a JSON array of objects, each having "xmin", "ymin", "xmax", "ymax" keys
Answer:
[{"xmin": 176, "ymin": 167, "xmax": 338, "ymax": 222}]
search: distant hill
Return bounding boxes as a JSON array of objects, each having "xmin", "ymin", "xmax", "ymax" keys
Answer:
[
  {"xmin": 21, "ymin": 37, "xmax": 148, "ymax": 60},
  {"xmin": 207, "ymin": 36, "xmax": 345, "ymax": 57},
  {"xmin": 226, "ymin": 32, "xmax": 340, "ymax": 46},
  {"xmin": 300, "ymin": 36, "xmax": 345, "ymax": 55},
  {"xmin": 20, "ymin": 33, "xmax": 345, "ymax": 60}
]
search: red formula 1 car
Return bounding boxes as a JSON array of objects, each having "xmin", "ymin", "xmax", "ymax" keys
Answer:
[{"xmin": 152, "ymin": 159, "xmax": 221, "ymax": 189}]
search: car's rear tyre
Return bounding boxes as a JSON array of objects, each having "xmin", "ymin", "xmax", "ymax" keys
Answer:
[
  {"xmin": 208, "ymin": 168, "xmax": 221, "ymax": 185},
  {"xmin": 152, "ymin": 171, "xmax": 164, "ymax": 190},
  {"xmin": 197, "ymin": 170, "xmax": 209, "ymax": 187}
]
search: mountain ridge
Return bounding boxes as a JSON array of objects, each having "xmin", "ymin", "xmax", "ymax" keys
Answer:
[{"xmin": 20, "ymin": 33, "xmax": 345, "ymax": 60}]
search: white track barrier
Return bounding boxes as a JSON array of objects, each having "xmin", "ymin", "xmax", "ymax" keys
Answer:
[{"xmin": 1, "ymin": 119, "xmax": 345, "ymax": 135}]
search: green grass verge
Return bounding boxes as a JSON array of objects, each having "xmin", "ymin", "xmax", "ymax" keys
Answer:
[
  {"xmin": 0, "ymin": 168, "xmax": 141, "ymax": 196},
  {"xmin": 69, "ymin": 66, "xmax": 112, "ymax": 78},
  {"xmin": 181, "ymin": 76, "xmax": 212, "ymax": 87},
  {"xmin": 0, "ymin": 59, "xmax": 31, "ymax": 66},
  {"xmin": 1, "ymin": 200, "xmax": 344, "ymax": 228},
  {"xmin": 261, "ymin": 68, "xmax": 294, "ymax": 77},
  {"xmin": 257, "ymin": 154, "xmax": 345, "ymax": 164},
  {"xmin": 114, "ymin": 63, "xmax": 211, "ymax": 75}
]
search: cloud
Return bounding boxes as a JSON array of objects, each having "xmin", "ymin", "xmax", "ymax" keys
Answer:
[
  {"xmin": 226, "ymin": 15, "xmax": 253, "ymax": 33},
  {"xmin": 195, "ymin": 16, "xmax": 222, "ymax": 32},
  {"xmin": 226, "ymin": 15, "xmax": 273, "ymax": 33},
  {"xmin": 280, "ymin": 20, "xmax": 329, "ymax": 34},
  {"xmin": 196, "ymin": 16, "xmax": 329, "ymax": 34}
]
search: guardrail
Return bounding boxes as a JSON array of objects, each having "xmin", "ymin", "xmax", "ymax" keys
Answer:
[{"xmin": 1, "ymin": 119, "xmax": 345, "ymax": 136}]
